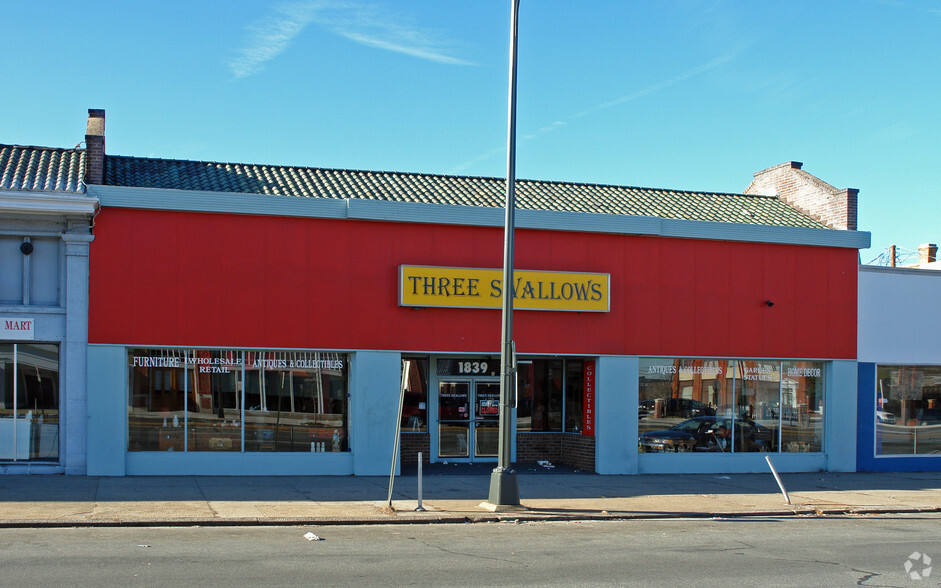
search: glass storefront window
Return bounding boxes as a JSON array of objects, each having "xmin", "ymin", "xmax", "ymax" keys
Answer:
[
  {"xmin": 565, "ymin": 360, "xmax": 585, "ymax": 433},
  {"xmin": 0, "ymin": 343, "xmax": 59, "ymax": 461},
  {"xmin": 401, "ymin": 357, "xmax": 428, "ymax": 432},
  {"xmin": 516, "ymin": 358, "xmax": 587, "ymax": 433},
  {"xmin": 517, "ymin": 359, "xmax": 563, "ymax": 432},
  {"xmin": 731, "ymin": 360, "xmax": 780, "ymax": 452},
  {"xmin": 187, "ymin": 350, "xmax": 242, "ymax": 452},
  {"xmin": 639, "ymin": 358, "xmax": 726, "ymax": 435},
  {"xmin": 876, "ymin": 365, "xmax": 941, "ymax": 455},
  {"xmin": 128, "ymin": 348, "xmax": 190, "ymax": 451},
  {"xmin": 639, "ymin": 357, "xmax": 824, "ymax": 454},
  {"xmin": 781, "ymin": 361, "xmax": 824, "ymax": 452},
  {"xmin": 243, "ymin": 351, "xmax": 348, "ymax": 452},
  {"xmin": 128, "ymin": 348, "xmax": 349, "ymax": 453}
]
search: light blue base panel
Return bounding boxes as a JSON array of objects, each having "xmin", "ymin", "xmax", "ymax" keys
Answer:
[
  {"xmin": 639, "ymin": 453, "xmax": 828, "ymax": 474},
  {"xmin": 87, "ymin": 345, "xmax": 129, "ymax": 476},
  {"xmin": 595, "ymin": 356, "xmax": 638, "ymax": 474},
  {"xmin": 0, "ymin": 464, "xmax": 66, "ymax": 475},
  {"xmin": 126, "ymin": 451, "xmax": 354, "ymax": 476},
  {"xmin": 825, "ymin": 360, "xmax": 857, "ymax": 472},
  {"xmin": 349, "ymin": 350, "xmax": 402, "ymax": 476}
]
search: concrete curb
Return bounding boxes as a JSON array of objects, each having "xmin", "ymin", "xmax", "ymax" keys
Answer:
[{"xmin": 3, "ymin": 505, "xmax": 938, "ymax": 528}]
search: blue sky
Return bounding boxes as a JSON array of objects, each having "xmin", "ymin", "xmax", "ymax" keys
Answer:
[{"xmin": 3, "ymin": 0, "xmax": 940, "ymax": 261}]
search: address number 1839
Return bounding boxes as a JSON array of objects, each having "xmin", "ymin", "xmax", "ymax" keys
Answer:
[{"xmin": 457, "ymin": 361, "xmax": 489, "ymax": 375}]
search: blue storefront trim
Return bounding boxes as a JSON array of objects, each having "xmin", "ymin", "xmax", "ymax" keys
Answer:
[{"xmin": 857, "ymin": 362, "xmax": 941, "ymax": 472}]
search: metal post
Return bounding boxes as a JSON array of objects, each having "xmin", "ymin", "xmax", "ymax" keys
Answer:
[
  {"xmin": 12, "ymin": 344, "xmax": 17, "ymax": 461},
  {"xmin": 387, "ymin": 360, "xmax": 409, "ymax": 506},
  {"xmin": 765, "ymin": 455, "xmax": 791, "ymax": 505},
  {"xmin": 416, "ymin": 452, "xmax": 425, "ymax": 511},
  {"xmin": 488, "ymin": 0, "xmax": 522, "ymax": 508}
]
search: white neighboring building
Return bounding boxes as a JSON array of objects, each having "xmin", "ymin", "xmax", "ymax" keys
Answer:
[
  {"xmin": 0, "ymin": 113, "xmax": 99, "ymax": 473},
  {"xmin": 857, "ymin": 263, "xmax": 941, "ymax": 471}
]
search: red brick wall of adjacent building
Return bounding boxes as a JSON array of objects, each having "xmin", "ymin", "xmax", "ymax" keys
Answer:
[{"xmin": 745, "ymin": 161, "xmax": 858, "ymax": 231}]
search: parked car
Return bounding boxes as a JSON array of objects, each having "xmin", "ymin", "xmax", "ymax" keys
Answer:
[
  {"xmin": 875, "ymin": 410, "xmax": 897, "ymax": 424},
  {"xmin": 639, "ymin": 416, "xmax": 773, "ymax": 453}
]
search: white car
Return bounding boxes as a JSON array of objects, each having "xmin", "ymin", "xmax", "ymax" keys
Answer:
[{"xmin": 876, "ymin": 410, "xmax": 897, "ymax": 424}]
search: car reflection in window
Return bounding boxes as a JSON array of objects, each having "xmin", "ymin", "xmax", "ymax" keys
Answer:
[{"xmin": 638, "ymin": 416, "xmax": 773, "ymax": 453}]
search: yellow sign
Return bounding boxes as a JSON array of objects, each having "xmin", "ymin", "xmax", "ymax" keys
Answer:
[{"xmin": 399, "ymin": 265, "xmax": 609, "ymax": 312}]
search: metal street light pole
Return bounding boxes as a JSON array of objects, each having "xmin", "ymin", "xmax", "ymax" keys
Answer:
[{"xmin": 488, "ymin": 0, "xmax": 521, "ymax": 508}]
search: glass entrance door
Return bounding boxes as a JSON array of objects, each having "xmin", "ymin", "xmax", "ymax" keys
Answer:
[
  {"xmin": 437, "ymin": 379, "xmax": 500, "ymax": 461},
  {"xmin": 473, "ymin": 381, "xmax": 499, "ymax": 457}
]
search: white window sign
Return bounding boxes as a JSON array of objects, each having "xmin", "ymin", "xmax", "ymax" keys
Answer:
[{"xmin": 1, "ymin": 318, "xmax": 35, "ymax": 340}]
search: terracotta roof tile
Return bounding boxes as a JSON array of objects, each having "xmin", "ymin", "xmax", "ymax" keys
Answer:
[{"xmin": 0, "ymin": 145, "xmax": 86, "ymax": 193}]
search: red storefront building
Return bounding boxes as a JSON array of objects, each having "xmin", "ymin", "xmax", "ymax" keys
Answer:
[{"xmin": 71, "ymin": 110, "xmax": 869, "ymax": 475}]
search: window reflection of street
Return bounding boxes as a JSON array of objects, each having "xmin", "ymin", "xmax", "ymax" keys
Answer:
[
  {"xmin": 638, "ymin": 358, "xmax": 824, "ymax": 454},
  {"xmin": 875, "ymin": 365, "xmax": 941, "ymax": 455}
]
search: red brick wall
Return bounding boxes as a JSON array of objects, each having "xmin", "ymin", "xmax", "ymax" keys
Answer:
[
  {"xmin": 400, "ymin": 432, "xmax": 430, "ymax": 465},
  {"xmin": 517, "ymin": 432, "xmax": 563, "ymax": 464},
  {"xmin": 517, "ymin": 432, "xmax": 595, "ymax": 471},
  {"xmin": 85, "ymin": 109, "xmax": 105, "ymax": 185},
  {"xmin": 745, "ymin": 161, "xmax": 858, "ymax": 231},
  {"xmin": 400, "ymin": 431, "xmax": 595, "ymax": 471},
  {"xmin": 561, "ymin": 434, "xmax": 596, "ymax": 472}
]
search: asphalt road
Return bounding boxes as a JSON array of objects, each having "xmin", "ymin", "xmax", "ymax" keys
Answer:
[{"xmin": 2, "ymin": 514, "xmax": 940, "ymax": 587}]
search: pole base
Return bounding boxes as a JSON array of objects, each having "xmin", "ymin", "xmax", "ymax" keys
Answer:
[
  {"xmin": 485, "ymin": 467, "xmax": 521, "ymax": 508},
  {"xmin": 479, "ymin": 500, "xmax": 527, "ymax": 513}
]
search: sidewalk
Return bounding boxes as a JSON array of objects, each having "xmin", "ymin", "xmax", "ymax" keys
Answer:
[{"xmin": 1, "ymin": 469, "xmax": 939, "ymax": 528}]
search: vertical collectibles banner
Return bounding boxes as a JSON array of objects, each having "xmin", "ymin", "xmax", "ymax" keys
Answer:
[
  {"xmin": 399, "ymin": 265, "xmax": 610, "ymax": 312},
  {"xmin": 583, "ymin": 360, "xmax": 595, "ymax": 436}
]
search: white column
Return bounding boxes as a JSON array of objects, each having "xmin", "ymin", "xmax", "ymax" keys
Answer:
[{"xmin": 61, "ymin": 230, "xmax": 94, "ymax": 475}]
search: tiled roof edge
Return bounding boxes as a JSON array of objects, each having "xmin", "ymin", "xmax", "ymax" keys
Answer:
[
  {"xmin": 0, "ymin": 144, "xmax": 87, "ymax": 194},
  {"xmin": 104, "ymin": 153, "xmax": 775, "ymax": 200},
  {"xmin": 88, "ymin": 184, "xmax": 872, "ymax": 250}
]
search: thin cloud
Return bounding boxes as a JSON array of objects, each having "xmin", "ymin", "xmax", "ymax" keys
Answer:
[
  {"xmin": 573, "ymin": 52, "xmax": 737, "ymax": 119},
  {"xmin": 450, "ymin": 145, "xmax": 506, "ymax": 175},
  {"xmin": 325, "ymin": 4, "xmax": 474, "ymax": 66},
  {"xmin": 228, "ymin": 1, "xmax": 472, "ymax": 79},
  {"xmin": 450, "ymin": 52, "xmax": 738, "ymax": 174},
  {"xmin": 229, "ymin": 3, "xmax": 320, "ymax": 79}
]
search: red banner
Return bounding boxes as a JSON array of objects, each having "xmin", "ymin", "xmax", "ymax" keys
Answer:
[{"xmin": 583, "ymin": 360, "xmax": 595, "ymax": 436}]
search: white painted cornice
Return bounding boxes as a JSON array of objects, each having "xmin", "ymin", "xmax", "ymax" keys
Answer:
[{"xmin": 0, "ymin": 190, "xmax": 99, "ymax": 216}]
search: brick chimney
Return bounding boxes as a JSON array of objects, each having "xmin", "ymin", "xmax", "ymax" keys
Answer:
[
  {"xmin": 918, "ymin": 243, "xmax": 938, "ymax": 266},
  {"xmin": 744, "ymin": 161, "xmax": 858, "ymax": 231},
  {"xmin": 84, "ymin": 109, "xmax": 105, "ymax": 186}
]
